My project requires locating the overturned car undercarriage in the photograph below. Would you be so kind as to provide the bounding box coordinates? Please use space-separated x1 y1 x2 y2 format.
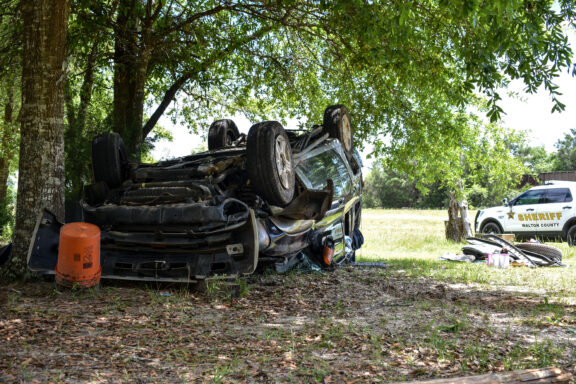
28 105 364 282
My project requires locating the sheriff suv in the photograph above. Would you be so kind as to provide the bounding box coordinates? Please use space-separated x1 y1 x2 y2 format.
475 181 576 245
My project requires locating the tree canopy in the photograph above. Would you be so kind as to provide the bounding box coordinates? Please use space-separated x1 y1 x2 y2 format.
63 0 576 153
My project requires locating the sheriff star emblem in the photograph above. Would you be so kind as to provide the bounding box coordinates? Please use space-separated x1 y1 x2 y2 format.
507 211 515 219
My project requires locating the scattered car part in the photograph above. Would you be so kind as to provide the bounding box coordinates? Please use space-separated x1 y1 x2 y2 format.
463 236 564 267
515 242 563 261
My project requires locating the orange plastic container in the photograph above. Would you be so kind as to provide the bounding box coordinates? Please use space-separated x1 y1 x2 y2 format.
55 222 101 288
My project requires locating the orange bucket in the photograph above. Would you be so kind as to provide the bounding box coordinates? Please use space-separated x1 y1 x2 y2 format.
55 222 101 288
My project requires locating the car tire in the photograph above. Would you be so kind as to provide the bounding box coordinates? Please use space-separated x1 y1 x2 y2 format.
92 133 128 188
480 221 503 234
85 181 109 206
208 119 240 150
323 104 353 156
247 121 295 207
65 200 84 223
515 243 562 261
567 225 576 246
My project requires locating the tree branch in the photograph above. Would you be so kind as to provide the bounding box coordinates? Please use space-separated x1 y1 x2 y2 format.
142 20 279 138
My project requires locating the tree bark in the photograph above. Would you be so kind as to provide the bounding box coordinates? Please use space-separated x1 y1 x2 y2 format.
0 82 17 236
113 0 154 159
5 0 69 279
64 41 98 199
0 84 15 207
458 197 473 237
445 192 463 242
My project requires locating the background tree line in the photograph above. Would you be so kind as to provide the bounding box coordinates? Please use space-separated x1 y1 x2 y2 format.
364 129 576 210
1 0 576 276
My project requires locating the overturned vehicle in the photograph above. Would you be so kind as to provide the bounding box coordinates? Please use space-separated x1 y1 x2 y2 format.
28 105 364 282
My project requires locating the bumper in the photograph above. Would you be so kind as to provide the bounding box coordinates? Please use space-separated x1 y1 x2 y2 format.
28 206 259 282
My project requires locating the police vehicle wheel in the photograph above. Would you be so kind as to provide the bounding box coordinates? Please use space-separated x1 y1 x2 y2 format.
323 105 353 157
92 133 128 188
208 119 240 150
247 121 295 207
516 243 562 261
567 225 576 247
480 221 502 234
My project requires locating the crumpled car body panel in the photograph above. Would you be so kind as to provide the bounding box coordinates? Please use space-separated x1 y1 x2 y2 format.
28 208 259 281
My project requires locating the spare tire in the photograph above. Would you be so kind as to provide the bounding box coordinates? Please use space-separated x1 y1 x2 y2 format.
208 119 240 150
247 121 295 207
323 105 353 156
515 243 562 261
92 133 128 188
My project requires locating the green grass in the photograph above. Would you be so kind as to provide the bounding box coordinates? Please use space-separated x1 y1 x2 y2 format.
357 208 576 297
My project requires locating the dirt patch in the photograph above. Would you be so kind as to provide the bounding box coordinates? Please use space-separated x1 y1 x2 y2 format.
1 268 575 383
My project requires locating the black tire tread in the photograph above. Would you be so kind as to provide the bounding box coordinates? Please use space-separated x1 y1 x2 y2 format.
92 133 127 188
515 243 563 261
480 221 503 234
208 119 240 150
247 121 294 207
323 104 353 155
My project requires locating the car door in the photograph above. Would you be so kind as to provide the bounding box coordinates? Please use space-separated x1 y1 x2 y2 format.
538 187 573 235
505 189 545 234
296 144 353 258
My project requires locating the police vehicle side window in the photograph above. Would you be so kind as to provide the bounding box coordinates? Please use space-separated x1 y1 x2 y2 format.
514 189 545 205
542 188 572 204
297 149 352 198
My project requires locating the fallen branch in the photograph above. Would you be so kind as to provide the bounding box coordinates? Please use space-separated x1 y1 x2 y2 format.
394 367 572 384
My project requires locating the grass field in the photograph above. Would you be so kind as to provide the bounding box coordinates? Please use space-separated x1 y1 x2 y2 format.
358 208 576 298
1 209 575 382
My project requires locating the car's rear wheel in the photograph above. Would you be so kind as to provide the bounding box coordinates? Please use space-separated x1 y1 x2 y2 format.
208 119 240 150
247 121 295 207
480 221 502 234
323 104 353 157
92 133 128 188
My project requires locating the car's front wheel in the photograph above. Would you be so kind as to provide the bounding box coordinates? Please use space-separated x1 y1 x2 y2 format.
480 221 503 235
566 225 576 246
247 121 295 207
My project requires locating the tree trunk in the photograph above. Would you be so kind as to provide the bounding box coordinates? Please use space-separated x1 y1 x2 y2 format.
4 0 69 279
458 197 473 238
113 1 153 159
0 83 16 209
0 83 16 237
445 192 464 242
445 188 474 242
64 42 98 199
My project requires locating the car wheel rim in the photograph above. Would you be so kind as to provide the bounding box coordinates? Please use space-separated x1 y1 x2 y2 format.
341 114 352 152
275 135 292 190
